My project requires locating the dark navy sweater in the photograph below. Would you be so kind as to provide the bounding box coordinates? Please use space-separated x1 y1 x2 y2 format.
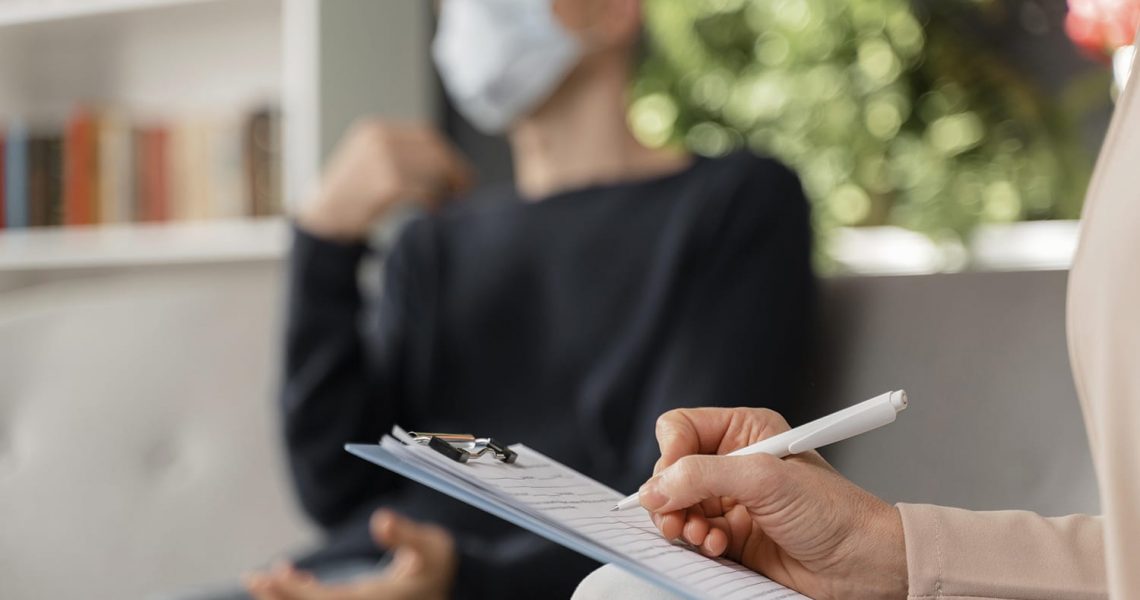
282 152 815 598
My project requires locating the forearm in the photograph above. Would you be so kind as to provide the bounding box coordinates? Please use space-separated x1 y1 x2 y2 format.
283 224 394 527
899 504 1106 600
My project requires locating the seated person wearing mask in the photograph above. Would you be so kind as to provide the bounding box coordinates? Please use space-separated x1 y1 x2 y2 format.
576 53 1140 600
245 0 813 598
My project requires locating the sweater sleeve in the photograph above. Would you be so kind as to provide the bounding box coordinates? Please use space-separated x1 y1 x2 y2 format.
898 503 1106 600
283 223 598 597
281 224 408 529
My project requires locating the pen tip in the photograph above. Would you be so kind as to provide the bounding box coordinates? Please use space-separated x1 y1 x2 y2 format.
609 506 619 511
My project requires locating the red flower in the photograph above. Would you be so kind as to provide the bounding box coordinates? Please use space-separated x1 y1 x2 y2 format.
1066 0 1140 61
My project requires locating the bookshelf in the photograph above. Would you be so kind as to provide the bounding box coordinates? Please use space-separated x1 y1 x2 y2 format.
0 0 225 27
0 217 287 271
0 0 434 271
0 1 1076 276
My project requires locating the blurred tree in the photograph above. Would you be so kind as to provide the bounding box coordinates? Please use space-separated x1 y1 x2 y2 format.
630 0 1097 249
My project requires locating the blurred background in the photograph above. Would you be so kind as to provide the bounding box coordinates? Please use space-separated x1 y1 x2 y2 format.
0 0 1124 273
0 0 1133 598
457 0 1122 272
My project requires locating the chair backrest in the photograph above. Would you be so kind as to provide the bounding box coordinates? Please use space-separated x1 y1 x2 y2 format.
812 270 1100 516
0 262 315 600
0 263 1099 600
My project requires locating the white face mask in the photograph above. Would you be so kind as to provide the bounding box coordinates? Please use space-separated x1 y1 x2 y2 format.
433 0 583 134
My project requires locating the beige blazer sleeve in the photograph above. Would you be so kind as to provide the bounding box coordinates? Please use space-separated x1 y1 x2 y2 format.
1065 36 1140 599
900 41 1139 600
897 504 1105 600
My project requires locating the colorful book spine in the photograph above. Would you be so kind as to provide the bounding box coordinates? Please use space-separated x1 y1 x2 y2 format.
138 127 170 222
132 127 146 221
0 132 6 229
4 121 27 229
28 136 53 227
244 108 282 217
63 111 97 226
27 135 64 227
44 137 64 226
169 121 212 221
98 113 133 224
0 107 281 231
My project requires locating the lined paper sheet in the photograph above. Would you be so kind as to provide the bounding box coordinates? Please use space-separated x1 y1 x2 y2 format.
346 431 810 600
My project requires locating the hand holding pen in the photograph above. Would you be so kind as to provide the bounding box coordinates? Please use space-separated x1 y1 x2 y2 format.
614 391 907 511
630 392 911 600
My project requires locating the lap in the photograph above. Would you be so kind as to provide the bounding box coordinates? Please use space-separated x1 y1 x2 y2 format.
155 559 382 600
571 564 687 600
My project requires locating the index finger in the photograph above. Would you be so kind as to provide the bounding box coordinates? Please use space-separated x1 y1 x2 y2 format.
654 407 792 472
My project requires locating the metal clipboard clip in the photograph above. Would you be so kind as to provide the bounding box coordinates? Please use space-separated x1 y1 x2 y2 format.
408 432 518 465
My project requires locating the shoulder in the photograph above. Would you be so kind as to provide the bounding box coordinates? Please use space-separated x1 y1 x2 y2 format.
408 183 523 244
703 151 803 194
696 151 809 227
387 184 516 267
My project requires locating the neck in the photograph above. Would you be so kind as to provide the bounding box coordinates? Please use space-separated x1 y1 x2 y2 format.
508 58 688 200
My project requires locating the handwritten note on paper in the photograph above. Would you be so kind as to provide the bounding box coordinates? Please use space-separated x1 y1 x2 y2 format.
358 433 810 600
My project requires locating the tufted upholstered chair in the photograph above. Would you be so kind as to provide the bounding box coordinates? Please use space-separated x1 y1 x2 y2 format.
0 262 315 599
0 262 1097 599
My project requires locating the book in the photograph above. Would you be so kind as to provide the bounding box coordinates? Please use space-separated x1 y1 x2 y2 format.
63 110 98 226
4 121 28 229
0 132 6 229
347 429 810 600
137 126 170 222
28 135 63 227
169 120 213 221
131 128 146 222
98 112 134 224
0 106 281 229
45 137 65 226
244 107 282 217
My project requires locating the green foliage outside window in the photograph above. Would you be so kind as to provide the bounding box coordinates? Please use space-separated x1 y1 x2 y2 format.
630 0 1096 249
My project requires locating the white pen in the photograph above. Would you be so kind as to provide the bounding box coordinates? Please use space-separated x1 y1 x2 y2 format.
612 390 909 511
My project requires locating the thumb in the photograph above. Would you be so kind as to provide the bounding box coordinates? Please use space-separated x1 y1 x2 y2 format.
370 510 453 576
371 508 448 549
639 453 789 514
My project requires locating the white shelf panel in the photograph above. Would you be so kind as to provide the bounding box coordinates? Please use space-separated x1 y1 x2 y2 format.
0 0 228 27
0 218 289 272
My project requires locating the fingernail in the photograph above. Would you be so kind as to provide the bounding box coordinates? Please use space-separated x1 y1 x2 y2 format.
639 481 668 511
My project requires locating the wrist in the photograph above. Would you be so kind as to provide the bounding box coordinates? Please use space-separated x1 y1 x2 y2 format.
829 500 908 600
295 196 376 243
865 504 909 599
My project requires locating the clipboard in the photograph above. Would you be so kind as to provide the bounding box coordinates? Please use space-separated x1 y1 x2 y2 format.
345 443 700 599
346 428 808 600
